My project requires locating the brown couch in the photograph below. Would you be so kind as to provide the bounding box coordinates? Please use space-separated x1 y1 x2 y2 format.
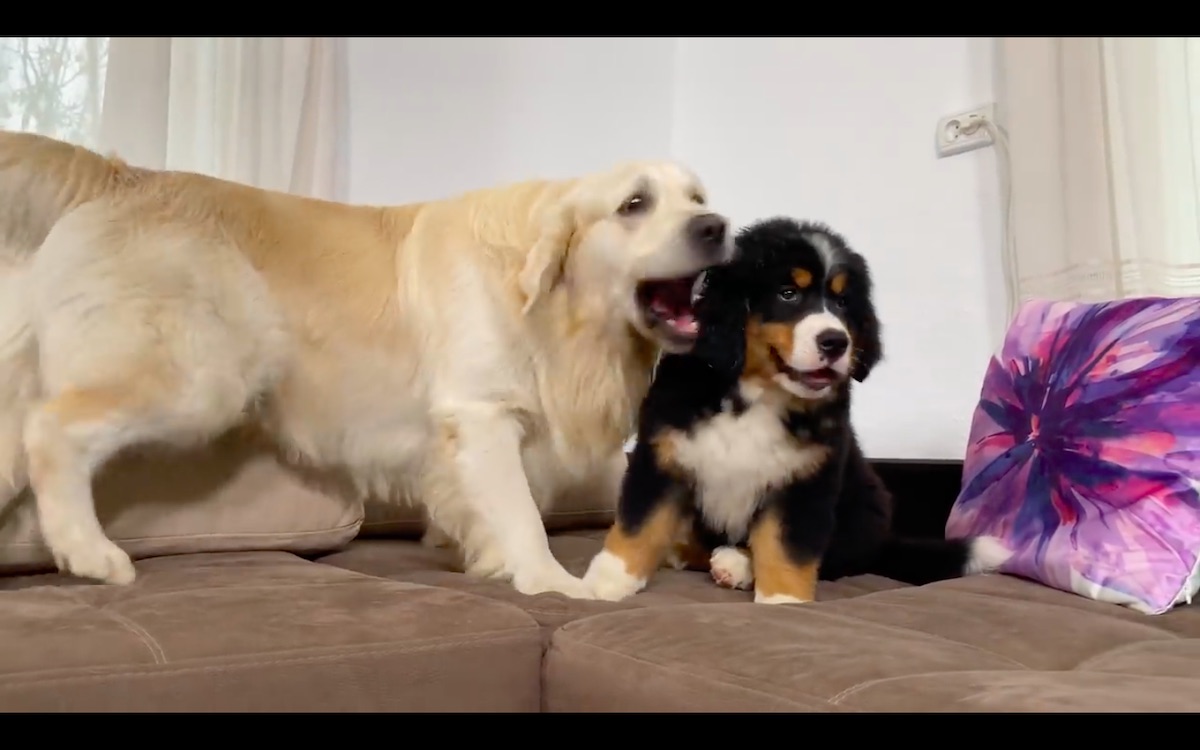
1 442 1198 712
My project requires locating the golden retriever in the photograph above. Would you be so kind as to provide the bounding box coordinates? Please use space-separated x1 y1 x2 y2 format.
0 130 733 599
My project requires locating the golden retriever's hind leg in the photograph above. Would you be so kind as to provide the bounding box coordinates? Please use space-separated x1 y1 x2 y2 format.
0 270 36 514
24 379 253 585
25 387 147 584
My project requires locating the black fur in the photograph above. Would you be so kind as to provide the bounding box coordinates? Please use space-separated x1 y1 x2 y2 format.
617 217 1000 595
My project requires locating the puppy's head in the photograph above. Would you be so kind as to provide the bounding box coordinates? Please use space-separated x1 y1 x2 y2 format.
693 217 882 401
518 160 734 353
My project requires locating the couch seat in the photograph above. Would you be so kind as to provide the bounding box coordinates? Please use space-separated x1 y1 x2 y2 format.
317 531 907 635
0 551 541 712
543 572 1200 712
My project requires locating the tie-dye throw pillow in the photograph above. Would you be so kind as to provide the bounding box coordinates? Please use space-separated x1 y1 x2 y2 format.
946 297 1200 615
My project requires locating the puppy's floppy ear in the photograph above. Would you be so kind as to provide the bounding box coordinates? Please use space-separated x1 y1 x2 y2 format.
689 264 750 383
519 189 579 315
849 256 883 382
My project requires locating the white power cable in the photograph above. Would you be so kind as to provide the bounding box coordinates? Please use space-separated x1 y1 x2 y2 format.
962 116 1019 322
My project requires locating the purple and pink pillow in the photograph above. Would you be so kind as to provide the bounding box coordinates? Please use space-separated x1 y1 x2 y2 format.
946 296 1200 615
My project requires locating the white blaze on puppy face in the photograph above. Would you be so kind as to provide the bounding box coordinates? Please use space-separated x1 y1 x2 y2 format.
803 230 840 269
784 312 852 375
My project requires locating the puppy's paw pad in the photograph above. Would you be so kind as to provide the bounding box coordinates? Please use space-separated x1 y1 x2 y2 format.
709 546 753 590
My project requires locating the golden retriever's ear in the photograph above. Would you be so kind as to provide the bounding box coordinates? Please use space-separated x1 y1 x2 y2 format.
518 191 579 315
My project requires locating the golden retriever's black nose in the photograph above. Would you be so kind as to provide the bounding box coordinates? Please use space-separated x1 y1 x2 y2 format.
688 213 728 252
816 329 850 360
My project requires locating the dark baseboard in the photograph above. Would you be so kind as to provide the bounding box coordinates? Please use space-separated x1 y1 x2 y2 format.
620 451 965 540
869 459 964 540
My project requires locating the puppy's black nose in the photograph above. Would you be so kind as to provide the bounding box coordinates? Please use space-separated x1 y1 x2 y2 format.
688 213 728 253
816 329 850 360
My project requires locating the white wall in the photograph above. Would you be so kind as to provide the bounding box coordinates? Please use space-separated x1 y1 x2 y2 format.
348 37 677 204
347 37 1006 461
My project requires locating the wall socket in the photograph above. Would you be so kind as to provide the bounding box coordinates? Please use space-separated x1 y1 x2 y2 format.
935 104 995 158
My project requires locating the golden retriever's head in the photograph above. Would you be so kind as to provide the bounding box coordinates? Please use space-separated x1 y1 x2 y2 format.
520 160 734 354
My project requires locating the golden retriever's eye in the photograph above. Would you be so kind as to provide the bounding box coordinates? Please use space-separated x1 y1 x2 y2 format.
690 193 706 205
618 192 651 216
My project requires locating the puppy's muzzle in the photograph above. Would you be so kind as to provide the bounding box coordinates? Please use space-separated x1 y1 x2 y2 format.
686 213 729 260
815 328 850 364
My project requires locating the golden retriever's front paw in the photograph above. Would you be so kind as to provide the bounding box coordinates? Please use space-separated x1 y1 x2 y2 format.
48 529 136 585
513 567 597 600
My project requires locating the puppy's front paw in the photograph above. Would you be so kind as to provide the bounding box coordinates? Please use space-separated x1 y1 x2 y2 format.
710 546 753 590
753 591 812 605
582 549 646 602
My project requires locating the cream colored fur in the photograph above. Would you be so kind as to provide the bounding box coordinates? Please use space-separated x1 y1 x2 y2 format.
0 130 731 598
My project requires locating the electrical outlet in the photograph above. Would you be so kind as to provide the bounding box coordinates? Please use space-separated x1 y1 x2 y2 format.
935 104 995 158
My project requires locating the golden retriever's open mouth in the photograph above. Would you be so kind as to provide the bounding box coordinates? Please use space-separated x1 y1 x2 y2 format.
635 272 707 346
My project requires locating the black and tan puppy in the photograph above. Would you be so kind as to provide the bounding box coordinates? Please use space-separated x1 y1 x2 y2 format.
582 217 1010 604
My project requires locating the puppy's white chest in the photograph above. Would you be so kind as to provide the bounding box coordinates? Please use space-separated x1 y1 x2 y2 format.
669 399 823 543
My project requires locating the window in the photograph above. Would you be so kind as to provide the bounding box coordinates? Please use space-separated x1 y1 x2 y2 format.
0 37 109 148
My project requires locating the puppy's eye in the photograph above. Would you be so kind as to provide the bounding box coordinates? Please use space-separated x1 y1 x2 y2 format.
778 286 800 302
690 193 706 205
618 193 651 216
828 295 847 309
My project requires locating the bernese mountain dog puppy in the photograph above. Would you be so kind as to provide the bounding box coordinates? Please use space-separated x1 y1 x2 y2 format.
583 217 1011 604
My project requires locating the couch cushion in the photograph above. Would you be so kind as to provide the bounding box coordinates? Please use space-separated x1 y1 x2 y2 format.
543 573 1200 712
318 533 907 635
0 431 363 575
0 551 542 711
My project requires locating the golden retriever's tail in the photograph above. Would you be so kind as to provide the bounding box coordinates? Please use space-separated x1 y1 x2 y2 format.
0 259 36 508
0 130 140 507
0 129 143 258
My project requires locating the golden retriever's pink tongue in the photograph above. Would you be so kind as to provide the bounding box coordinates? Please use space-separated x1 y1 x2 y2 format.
649 302 696 335
671 312 698 335
648 278 698 336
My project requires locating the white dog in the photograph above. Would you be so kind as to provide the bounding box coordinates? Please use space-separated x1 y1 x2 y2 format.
0 130 733 599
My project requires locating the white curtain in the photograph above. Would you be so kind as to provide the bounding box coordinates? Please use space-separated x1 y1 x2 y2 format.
997 37 1200 308
1 37 348 201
